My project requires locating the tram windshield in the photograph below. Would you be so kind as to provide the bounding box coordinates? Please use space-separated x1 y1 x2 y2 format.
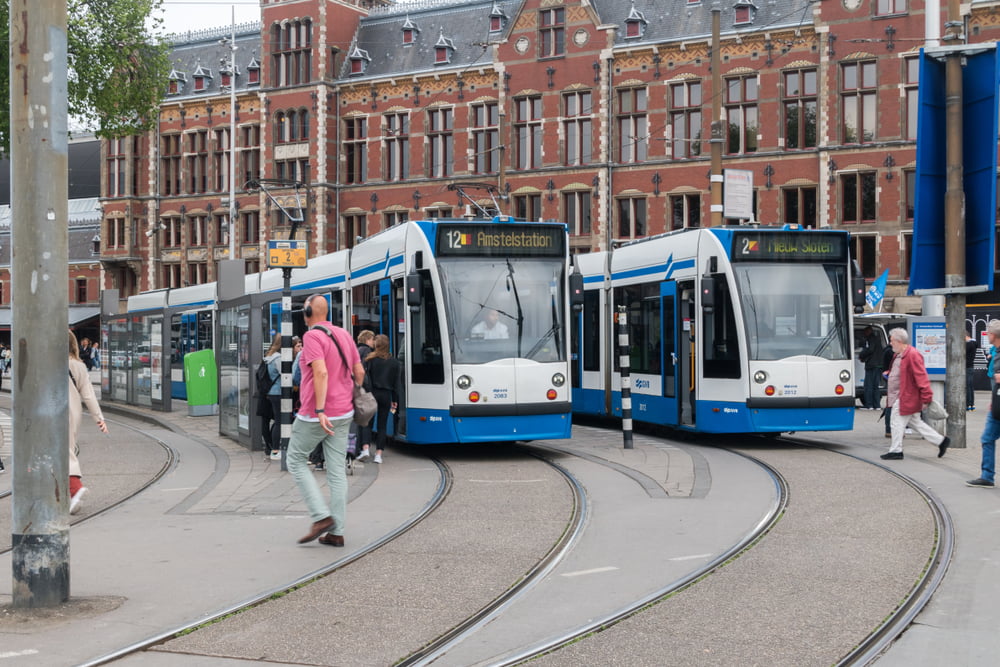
734 263 850 361
438 257 567 364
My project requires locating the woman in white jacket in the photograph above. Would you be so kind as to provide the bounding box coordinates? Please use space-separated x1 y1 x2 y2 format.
68 330 108 514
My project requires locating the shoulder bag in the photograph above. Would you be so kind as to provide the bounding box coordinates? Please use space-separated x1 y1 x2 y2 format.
310 325 377 427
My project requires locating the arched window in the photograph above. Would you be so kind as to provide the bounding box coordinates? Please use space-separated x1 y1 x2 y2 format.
298 109 309 140
274 111 286 143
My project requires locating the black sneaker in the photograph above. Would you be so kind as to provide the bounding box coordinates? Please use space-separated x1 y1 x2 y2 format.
966 478 995 488
880 452 904 460
938 436 951 458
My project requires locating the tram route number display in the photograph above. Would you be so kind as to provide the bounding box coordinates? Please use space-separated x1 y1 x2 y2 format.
437 224 565 257
267 239 308 268
731 231 847 262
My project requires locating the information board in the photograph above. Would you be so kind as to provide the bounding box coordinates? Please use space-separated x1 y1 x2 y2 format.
910 317 947 376
436 224 565 257
267 240 308 268
729 231 848 263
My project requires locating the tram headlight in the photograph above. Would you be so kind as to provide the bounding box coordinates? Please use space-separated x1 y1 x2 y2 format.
753 370 767 384
456 375 472 390
839 369 851 383
551 373 566 387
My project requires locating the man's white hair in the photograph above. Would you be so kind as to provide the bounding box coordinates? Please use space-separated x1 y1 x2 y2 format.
889 328 909 345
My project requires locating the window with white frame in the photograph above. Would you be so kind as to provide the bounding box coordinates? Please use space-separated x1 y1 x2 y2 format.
783 186 817 227
670 81 702 159
849 235 878 278
385 113 410 181
876 0 906 16
564 91 593 165
841 171 878 224
669 193 700 230
539 8 565 58
842 61 877 144
345 117 367 184
106 137 126 197
725 75 758 154
618 196 647 238
472 102 499 174
783 68 817 150
564 191 592 235
515 96 543 170
514 194 542 221
384 210 408 228
618 87 648 163
905 58 918 141
428 108 454 178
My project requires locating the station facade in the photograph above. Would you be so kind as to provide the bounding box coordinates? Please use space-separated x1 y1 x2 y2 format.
98 0 1000 313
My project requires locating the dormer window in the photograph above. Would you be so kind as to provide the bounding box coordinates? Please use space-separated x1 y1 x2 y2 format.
220 64 237 89
434 31 455 65
489 1 507 32
625 2 648 39
402 16 419 45
247 56 260 85
733 0 757 25
192 64 212 92
167 68 186 95
349 45 371 76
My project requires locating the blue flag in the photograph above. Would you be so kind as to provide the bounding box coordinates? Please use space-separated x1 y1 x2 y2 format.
865 269 889 309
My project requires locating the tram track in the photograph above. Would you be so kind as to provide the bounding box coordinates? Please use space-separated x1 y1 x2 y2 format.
778 434 955 666
397 449 588 667
478 445 789 667
0 414 174 553
77 455 453 667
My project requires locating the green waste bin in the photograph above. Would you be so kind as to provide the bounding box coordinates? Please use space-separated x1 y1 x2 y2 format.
183 349 218 416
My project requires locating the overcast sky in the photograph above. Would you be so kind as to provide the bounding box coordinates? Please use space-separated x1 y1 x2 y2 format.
157 0 261 37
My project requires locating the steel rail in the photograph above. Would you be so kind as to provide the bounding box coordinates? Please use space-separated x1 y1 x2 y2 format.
76 457 452 667
0 415 174 547
779 436 954 666
398 448 589 667
488 447 789 667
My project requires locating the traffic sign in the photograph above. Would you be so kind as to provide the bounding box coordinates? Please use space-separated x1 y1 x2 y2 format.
267 240 308 268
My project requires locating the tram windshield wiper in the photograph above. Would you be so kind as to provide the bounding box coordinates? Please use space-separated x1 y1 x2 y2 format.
506 259 525 357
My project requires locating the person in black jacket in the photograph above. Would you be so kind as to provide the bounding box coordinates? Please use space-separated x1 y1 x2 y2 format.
354 330 375 461
966 331 979 410
881 340 896 437
857 327 884 410
362 334 400 464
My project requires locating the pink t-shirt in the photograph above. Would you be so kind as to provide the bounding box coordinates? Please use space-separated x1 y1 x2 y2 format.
297 323 360 420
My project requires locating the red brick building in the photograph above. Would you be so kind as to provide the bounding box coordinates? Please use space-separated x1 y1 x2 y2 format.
99 0 1000 313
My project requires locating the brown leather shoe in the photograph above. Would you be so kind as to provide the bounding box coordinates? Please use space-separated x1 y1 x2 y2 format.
298 516 334 544
318 533 344 547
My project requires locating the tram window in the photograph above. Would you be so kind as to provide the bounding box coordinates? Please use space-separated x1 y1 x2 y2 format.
702 274 741 379
582 291 600 372
409 269 444 384
613 283 661 375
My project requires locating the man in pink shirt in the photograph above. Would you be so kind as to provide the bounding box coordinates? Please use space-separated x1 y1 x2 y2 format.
290 293 364 546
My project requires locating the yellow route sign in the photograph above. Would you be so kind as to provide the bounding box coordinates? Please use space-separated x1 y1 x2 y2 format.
267 240 308 268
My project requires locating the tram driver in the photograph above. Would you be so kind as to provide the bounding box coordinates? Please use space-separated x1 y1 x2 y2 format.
471 309 510 340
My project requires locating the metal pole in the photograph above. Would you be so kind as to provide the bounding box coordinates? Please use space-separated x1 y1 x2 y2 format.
943 0 966 446
10 0 71 607
709 5 723 228
617 305 633 449
228 6 238 261
280 268 292 471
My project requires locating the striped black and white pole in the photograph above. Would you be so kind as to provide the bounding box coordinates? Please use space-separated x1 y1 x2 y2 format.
618 304 633 449
280 268 293 472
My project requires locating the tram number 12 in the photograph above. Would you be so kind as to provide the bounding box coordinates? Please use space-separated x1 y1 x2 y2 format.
447 230 471 249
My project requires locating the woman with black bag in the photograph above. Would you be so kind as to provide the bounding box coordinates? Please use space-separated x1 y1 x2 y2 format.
259 333 283 460
362 334 399 464
354 330 375 461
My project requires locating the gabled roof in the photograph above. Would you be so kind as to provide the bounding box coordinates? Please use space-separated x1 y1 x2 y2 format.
163 22 261 99
591 0 813 47
349 0 521 80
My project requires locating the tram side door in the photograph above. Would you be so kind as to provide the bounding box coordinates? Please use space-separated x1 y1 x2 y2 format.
660 281 679 424
677 280 696 427
377 277 406 436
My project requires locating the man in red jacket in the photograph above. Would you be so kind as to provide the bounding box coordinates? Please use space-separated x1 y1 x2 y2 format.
882 327 950 460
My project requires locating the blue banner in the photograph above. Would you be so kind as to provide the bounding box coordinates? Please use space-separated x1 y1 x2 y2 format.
911 46 999 293
866 269 889 308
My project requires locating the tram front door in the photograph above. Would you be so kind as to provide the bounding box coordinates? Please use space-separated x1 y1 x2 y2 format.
677 280 696 427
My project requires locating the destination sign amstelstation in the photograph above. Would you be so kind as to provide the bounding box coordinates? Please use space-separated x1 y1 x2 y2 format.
436 224 565 257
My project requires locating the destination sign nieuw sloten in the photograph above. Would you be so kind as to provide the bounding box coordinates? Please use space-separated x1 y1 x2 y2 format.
730 231 847 263
436 224 565 257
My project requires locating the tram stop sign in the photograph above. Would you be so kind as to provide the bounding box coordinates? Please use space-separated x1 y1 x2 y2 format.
910 45 1000 294
267 239 308 269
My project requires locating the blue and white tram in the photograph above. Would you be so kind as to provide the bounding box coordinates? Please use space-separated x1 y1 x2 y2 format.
349 217 575 444
572 226 863 434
